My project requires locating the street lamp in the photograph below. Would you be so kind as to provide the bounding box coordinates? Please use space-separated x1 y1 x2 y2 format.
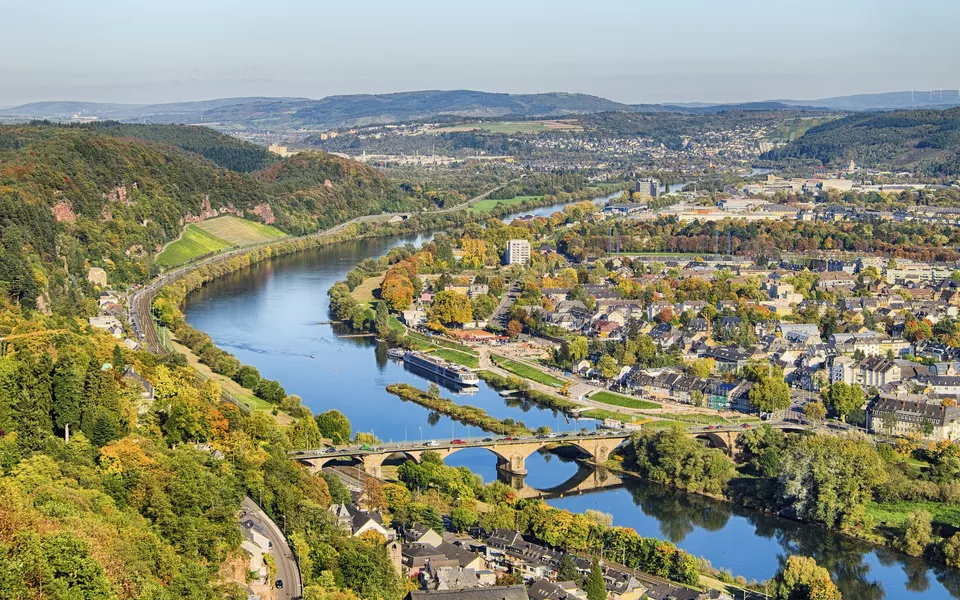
418 425 423 445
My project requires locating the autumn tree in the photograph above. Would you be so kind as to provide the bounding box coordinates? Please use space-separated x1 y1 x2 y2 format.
772 555 842 600
429 290 473 325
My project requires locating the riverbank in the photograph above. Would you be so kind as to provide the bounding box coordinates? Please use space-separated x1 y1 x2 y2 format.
386 383 531 436
603 440 960 571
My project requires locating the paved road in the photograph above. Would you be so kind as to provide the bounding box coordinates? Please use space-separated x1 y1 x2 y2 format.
240 497 302 600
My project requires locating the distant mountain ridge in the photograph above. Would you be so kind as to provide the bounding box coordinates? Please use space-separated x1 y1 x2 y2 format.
3 89 959 131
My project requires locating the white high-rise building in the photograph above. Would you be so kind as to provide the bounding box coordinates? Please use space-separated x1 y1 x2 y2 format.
504 239 531 265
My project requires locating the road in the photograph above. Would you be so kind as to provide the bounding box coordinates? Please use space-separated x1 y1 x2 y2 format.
289 430 631 459
489 280 519 328
240 497 302 600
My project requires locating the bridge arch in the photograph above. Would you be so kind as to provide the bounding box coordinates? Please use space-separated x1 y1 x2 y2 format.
694 432 731 452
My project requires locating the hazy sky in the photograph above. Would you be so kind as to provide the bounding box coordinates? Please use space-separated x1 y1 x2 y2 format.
3 0 958 106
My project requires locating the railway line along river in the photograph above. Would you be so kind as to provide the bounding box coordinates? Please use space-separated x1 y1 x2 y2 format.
183 194 960 599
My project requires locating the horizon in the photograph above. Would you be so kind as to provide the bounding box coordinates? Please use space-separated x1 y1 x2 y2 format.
4 86 960 111
3 0 958 107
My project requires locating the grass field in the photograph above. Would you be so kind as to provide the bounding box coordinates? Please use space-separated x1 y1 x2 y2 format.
581 409 637 423
867 500 960 530
157 225 233 267
773 116 837 142
157 216 287 267
470 195 542 214
351 276 381 308
196 215 286 245
589 391 660 410
492 356 564 388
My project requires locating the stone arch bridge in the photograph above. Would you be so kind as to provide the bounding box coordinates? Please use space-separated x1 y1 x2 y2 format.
292 433 632 480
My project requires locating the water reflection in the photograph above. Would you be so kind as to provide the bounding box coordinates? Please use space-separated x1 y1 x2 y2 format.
552 477 960 599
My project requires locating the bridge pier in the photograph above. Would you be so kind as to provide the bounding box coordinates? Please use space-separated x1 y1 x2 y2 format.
497 465 528 490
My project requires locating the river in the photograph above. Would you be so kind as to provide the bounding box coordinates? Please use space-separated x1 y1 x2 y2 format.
183 195 959 599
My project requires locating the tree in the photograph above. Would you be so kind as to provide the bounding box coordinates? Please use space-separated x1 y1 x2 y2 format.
316 410 352 444
803 401 827 424
363 478 388 512
778 433 887 529
558 553 580 582
235 365 261 389
772 555 842 600
506 319 523 337
685 358 715 379
91 410 120 447
427 383 441 399
749 375 791 414
429 290 473 325
585 556 607 600
375 301 390 335
897 510 933 556
596 355 619 379
111 345 125 371
255 379 286 403
824 382 864 422
450 507 479 532
941 533 960 567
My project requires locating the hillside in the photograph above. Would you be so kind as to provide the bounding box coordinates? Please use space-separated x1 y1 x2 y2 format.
0 123 420 310
5 90 960 134
82 122 279 172
762 107 960 175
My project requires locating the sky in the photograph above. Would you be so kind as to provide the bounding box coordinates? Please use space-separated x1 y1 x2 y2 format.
3 0 959 107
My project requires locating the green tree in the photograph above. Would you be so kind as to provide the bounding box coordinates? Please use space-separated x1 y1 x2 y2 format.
450 507 479 532
375 301 390 335
235 365 261 389
772 555 842 600
749 374 791 414
112 345 126 371
778 433 887 529
91 410 120 447
558 553 580 582
941 532 960 568
824 382 864 422
254 379 286 403
897 510 932 557
596 355 619 379
316 410 352 444
585 556 607 600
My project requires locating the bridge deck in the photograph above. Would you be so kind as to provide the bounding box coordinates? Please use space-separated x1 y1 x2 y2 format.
289 431 630 460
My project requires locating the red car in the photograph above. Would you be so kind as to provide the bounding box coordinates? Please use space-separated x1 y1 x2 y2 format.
451 439 466 445
742 423 752 429
503 436 515 441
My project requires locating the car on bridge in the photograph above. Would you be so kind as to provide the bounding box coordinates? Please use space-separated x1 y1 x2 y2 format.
425 440 439 446
451 439 466 445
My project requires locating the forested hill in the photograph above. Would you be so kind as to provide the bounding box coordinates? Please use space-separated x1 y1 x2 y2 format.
762 107 960 175
0 123 422 311
82 121 280 172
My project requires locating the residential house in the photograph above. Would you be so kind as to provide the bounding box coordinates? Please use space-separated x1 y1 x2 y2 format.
405 586 528 600
868 398 960 440
404 523 445 547
854 356 901 388
703 346 750 373
528 579 582 600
